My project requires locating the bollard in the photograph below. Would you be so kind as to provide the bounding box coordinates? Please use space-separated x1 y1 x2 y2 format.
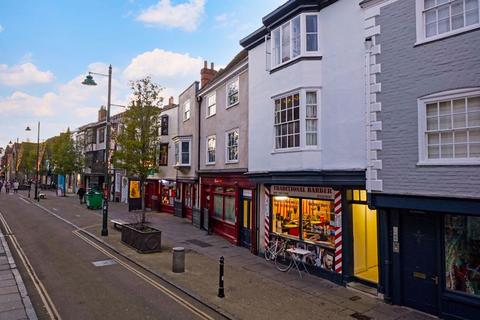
218 256 225 298
172 247 185 273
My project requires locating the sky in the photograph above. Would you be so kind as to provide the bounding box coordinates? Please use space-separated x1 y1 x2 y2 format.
0 0 285 148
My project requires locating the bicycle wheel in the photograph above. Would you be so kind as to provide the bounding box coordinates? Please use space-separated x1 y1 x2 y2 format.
275 250 292 272
264 246 273 261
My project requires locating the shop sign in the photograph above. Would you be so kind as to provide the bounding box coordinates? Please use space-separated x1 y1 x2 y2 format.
129 180 140 199
271 185 335 200
243 189 252 197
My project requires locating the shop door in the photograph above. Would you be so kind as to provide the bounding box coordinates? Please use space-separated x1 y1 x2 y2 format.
353 204 379 284
240 197 252 249
401 211 439 315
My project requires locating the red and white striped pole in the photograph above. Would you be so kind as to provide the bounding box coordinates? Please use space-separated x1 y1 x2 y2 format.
264 186 271 250
334 191 343 274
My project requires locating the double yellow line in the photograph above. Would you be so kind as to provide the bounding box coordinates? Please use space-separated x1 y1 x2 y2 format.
0 211 61 320
72 230 215 320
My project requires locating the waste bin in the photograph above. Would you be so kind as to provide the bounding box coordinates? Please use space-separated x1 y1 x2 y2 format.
86 190 103 210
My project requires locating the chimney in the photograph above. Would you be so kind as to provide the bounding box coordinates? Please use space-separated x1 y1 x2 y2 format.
200 60 217 88
98 106 107 122
168 96 174 106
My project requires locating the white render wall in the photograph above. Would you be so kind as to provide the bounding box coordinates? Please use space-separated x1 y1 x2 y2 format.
248 0 366 173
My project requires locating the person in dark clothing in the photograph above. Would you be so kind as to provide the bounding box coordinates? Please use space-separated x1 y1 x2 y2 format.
77 186 86 204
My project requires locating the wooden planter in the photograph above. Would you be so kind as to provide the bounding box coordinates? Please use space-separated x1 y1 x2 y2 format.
120 224 162 253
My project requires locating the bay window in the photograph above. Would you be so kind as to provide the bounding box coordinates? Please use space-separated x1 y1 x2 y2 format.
174 138 191 166
270 13 320 69
306 91 318 146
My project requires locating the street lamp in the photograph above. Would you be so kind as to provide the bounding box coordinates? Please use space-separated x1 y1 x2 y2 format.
25 123 40 201
82 65 112 237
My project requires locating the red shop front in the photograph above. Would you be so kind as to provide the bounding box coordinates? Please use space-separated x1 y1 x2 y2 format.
159 179 176 214
200 173 256 252
145 179 160 211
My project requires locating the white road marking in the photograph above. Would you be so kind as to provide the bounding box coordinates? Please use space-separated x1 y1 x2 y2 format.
20 198 30 204
52 208 58 211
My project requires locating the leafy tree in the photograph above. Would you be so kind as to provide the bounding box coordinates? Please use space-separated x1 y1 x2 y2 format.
18 142 36 182
113 77 163 225
50 128 83 195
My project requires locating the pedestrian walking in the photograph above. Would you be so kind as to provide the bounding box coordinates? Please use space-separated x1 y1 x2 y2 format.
13 180 19 194
77 185 86 204
5 181 10 194
0 180 3 194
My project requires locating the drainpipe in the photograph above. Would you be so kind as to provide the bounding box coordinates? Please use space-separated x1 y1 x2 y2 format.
196 94 203 208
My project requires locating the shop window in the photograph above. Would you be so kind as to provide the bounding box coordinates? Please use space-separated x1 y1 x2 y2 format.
272 197 300 239
302 199 335 245
161 181 176 205
445 214 480 297
184 184 196 208
213 186 236 224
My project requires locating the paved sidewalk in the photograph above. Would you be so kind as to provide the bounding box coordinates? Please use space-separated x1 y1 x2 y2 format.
40 191 435 320
0 229 37 320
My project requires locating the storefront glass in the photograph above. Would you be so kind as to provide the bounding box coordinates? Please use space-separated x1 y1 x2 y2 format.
224 196 235 223
445 215 480 297
212 186 236 224
161 181 176 206
272 197 300 239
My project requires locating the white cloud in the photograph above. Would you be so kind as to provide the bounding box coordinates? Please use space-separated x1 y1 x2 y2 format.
0 91 56 117
0 25 3 33
136 0 205 32
123 48 203 99
0 63 54 86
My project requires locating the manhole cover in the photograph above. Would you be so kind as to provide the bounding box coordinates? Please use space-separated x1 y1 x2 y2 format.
349 296 362 301
92 259 117 267
350 312 371 320
185 239 212 248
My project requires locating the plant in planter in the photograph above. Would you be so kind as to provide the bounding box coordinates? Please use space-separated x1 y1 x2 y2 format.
113 77 164 253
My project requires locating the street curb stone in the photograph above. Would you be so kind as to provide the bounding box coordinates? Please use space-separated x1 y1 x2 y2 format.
0 233 37 320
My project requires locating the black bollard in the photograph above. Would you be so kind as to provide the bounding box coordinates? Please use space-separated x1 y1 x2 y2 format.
218 256 225 298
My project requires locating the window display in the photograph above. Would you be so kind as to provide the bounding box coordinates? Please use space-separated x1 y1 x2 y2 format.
272 196 335 248
213 186 236 224
445 215 480 297
161 181 176 206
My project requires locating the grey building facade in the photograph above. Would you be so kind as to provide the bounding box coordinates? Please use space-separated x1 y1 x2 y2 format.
362 0 480 318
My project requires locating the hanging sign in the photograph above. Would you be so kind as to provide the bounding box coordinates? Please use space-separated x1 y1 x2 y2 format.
271 185 335 200
129 180 140 199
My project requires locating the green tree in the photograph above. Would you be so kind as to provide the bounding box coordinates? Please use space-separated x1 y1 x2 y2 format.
50 128 83 195
18 142 36 181
113 77 163 224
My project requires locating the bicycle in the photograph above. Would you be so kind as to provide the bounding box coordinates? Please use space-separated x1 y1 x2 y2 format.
264 237 288 261
275 245 294 272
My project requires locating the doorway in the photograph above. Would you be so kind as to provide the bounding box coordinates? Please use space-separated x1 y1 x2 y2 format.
353 203 379 284
401 211 439 315
240 196 253 249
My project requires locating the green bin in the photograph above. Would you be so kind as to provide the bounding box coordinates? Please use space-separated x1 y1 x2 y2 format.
86 190 103 210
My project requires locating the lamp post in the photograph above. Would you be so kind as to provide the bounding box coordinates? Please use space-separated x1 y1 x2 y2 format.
82 65 112 237
25 123 40 201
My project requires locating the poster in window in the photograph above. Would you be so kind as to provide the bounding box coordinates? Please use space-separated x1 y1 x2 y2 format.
129 180 140 199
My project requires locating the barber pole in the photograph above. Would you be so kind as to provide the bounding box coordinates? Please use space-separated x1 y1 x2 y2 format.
264 186 271 249
334 191 343 273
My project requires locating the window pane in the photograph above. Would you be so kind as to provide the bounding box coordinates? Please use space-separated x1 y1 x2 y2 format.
468 112 480 127
427 103 438 116
438 5 451 34
466 5 480 25
470 143 480 157
306 133 317 146
470 129 480 142
424 0 435 9
441 132 453 144
445 215 480 298
455 130 468 143
439 115 452 130
453 99 466 113
306 15 318 32
306 34 318 52
428 145 440 158
426 22 437 37
282 23 290 62
453 114 466 128
306 91 317 104
273 29 280 65
292 17 301 58
455 143 468 158
439 101 451 115
469 97 480 112
441 144 453 158
272 197 300 239
214 195 223 219
224 196 236 223
428 133 440 145
293 94 300 106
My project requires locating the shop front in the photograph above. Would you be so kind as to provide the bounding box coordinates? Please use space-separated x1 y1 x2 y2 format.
266 185 343 282
145 179 160 210
200 173 256 250
159 179 176 214
174 179 198 220
371 194 480 319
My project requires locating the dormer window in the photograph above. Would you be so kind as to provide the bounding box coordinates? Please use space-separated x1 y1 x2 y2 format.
270 13 320 69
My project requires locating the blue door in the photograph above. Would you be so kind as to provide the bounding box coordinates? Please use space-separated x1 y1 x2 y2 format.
401 211 439 315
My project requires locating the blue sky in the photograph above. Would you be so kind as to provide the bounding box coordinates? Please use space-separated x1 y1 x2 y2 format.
0 0 284 147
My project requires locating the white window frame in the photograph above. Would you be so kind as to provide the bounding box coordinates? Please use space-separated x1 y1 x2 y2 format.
417 87 480 165
270 13 321 70
415 0 480 45
272 88 321 152
225 128 239 164
206 93 216 118
206 135 216 165
174 138 192 166
183 100 191 121
226 77 240 108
